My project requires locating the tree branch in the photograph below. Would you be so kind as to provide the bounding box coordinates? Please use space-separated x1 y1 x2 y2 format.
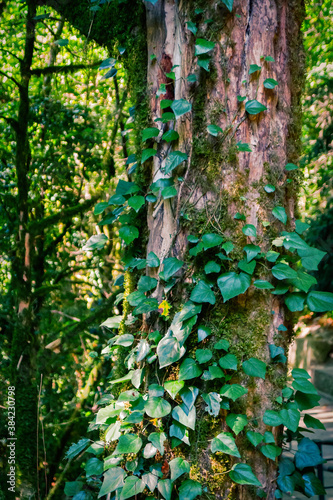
28 197 97 233
30 60 102 77
0 69 21 89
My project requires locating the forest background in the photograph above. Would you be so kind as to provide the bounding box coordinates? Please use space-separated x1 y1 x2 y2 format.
0 0 332 499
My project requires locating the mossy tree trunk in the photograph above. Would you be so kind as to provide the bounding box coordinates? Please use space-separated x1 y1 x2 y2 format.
144 0 304 498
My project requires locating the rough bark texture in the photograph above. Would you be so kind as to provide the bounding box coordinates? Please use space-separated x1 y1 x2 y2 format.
144 0 304 498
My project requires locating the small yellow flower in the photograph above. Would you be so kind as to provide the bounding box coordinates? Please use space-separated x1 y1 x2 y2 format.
158 299 171 317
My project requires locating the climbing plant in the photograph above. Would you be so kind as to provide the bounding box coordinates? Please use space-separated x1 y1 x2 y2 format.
63 0 332 499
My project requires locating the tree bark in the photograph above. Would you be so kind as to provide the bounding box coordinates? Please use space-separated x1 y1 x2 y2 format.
144 0 304 498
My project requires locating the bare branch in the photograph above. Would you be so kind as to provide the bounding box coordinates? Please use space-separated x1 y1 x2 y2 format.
30 60 102 77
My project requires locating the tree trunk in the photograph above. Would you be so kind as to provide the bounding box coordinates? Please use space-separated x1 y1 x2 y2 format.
143 0 304 498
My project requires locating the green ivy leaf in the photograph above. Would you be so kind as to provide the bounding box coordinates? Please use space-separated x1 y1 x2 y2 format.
288 270 317 293
237 141 252 152
128 195 145 212
285 293 305 312
83 234 108 251
271 263 297 280
161 185 177 199
198 324 211 341
162 257 184 280
169 457 190 481
157 336 182 369
220 0 233 12
179 358 202 380
157 479 172 500
295 438 324 470
242 358 266 379
219 353 238 370
272 206 287 224
164 380 184 399
162 130 179 142
261 444 282 460
292 378 318 395
285 162 298 171
226 413 248 435
264 184 276 193
133 298 159 315
279 408 300 432
245 100 267 115
179 479 202 500
171 99 192 119
212 341 229 354
211 432 240 457
114 434 142 455
304 414 326 430
190 280 215 304
202 233 223 249
186 21 197 35
147 251 160 267
65 438 90 460
238 259 256 275
195 38 215 56
141 148 157 163
217 272 251 301
229 463 261 486
195 349 213 364
119 225 139 245
303 472 326 497
180 386 199 412
295 220 310 234
163 151 188 174
242 224 257 237
253 280 274 290
249 64 261 74
172 405 196 430
264 78 278 89
98 467 126 498
246 431 263 447
145 397 172 418
204 261 221 274
307 291 333 312
207 124 223 136
120 476 145 500
220 384 248 401
137 275 157 292
263 410 283 427
202 392 221 416
142 127 159 142
169 421 190 445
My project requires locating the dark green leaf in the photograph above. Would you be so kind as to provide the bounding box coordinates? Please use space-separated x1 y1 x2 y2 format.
285 163 298 171
169 457 190 481
202 233 223 249
142 127 159 142
220 0 233 11
202 392 221 416
271 263 297 280
141 148 157 163
264 78 278 89
229 463 261 486
137 275 157 292
217 272 251 301
307 291 333 312
172 405 196 430
292 378 317 395
207 124 223 136
295 438 324 470
238 259 256 275
242 358 266 379
249 64 261 75
171 99 192 119
303 472 326 497
145 397 172 418
120 476 145 500
211 432 240 457
147 251 160 267
237 142 252 152
162 130 179 142
272 206 287 224
190 280 215 304
226 413 248 435
253 280 274 290
279 408 300 432
179 479 202 500
98 467 125 498
83 234 108 251
65 438 90 460
164 380 184 399
220 384 248 401
285 293 305 312
161 185 177 199
164 151 188 174
219 353 238 370
179 359 202 380
261 444 282 460
263 410 283 427
246 431 263 447
114 434 142 455
198 324 211 341
195 38 215 56
304 414 325 430
157 336 182 368
158 479 172 500
119 225 139 245
245 100 267 115
264 184 276 193
204 261 221 274
133 298 159 315
163 257 184 280
242 224 257 237
195 349 213 364
186 21 197 35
